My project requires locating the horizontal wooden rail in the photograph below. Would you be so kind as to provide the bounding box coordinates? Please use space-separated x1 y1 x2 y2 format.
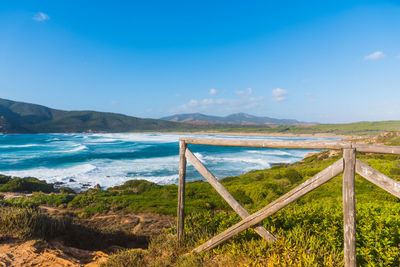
180 138 400 155
353 144 400 155
180 138 351 150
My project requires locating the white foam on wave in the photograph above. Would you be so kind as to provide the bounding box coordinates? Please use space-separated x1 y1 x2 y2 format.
86 156 180 188
89 133 181 143
246 150 292 156
193 152 205 163
49 144 88 153
2 163 97 183
202 154 272 168
0 144 43 148
2 155 180 189
64 145 88 153
87 138 119 143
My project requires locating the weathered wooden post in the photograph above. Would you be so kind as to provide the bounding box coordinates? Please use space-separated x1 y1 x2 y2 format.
177 140 187 245
343 148 356 267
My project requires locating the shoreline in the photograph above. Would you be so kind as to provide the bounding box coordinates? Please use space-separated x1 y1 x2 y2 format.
1 131 357 140
139 131 354 140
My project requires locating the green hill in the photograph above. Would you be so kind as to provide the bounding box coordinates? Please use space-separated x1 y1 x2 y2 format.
0 98 200 133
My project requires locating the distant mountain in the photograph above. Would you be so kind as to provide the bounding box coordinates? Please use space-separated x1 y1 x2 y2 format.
161 112 301 125
0 98 190 133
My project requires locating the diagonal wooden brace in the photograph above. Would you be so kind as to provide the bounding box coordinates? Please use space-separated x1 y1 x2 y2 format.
185 148 276 242
356 159 400 198
192 158 344 253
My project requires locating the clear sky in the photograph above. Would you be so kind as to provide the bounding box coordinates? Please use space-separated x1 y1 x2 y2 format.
1 0 400 123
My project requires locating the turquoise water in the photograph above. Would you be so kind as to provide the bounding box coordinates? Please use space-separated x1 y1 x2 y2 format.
0 133 334 190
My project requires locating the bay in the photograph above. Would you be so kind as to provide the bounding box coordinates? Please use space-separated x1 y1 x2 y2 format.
0 133 335 190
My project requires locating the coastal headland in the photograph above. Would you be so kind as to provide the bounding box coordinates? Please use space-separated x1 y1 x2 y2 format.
1 131 400 265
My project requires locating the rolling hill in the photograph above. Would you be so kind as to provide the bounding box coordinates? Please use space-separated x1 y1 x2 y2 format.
0 98 191 133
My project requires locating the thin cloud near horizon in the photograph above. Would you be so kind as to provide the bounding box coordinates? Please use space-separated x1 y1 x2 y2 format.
33 12 50 22
364 51 385 60
272 88 288 102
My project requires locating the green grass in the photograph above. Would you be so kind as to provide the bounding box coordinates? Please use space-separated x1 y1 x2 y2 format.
200 121 400 136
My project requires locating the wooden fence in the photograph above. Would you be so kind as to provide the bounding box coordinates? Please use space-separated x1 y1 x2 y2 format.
177 137 400 267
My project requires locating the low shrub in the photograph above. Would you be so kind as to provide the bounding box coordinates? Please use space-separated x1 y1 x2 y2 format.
0 175 11 184
0 205 71 240
284 168 303 183
111 180 162 193
0 177 55 193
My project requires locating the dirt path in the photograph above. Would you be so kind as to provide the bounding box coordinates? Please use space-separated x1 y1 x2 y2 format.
132 214 144 235
0 240 107 267
0 208 174 266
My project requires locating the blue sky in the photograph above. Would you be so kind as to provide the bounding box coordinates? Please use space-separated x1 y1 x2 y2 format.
1 0 400 123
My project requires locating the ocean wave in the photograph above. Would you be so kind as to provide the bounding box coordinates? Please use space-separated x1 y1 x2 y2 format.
2 163 97 182
193 152 205 163
202 155 272 168
246 150 292 156
87 138 119 143
66 145 88 153
51 144 88 153
0 144 42 148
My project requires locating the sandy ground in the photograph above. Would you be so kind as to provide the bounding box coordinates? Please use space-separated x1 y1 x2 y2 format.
0 208 174 267
141 131 354 139
0 239 107 267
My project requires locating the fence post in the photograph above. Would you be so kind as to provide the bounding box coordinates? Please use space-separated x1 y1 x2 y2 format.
343 148 356 267
177 140 187 245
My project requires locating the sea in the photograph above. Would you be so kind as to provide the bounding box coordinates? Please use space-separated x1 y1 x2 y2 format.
0 133 336 190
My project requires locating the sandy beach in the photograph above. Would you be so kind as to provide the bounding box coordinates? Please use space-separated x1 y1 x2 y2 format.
141 131 354 140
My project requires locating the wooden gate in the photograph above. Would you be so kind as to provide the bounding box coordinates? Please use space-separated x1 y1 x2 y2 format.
177 137 400 267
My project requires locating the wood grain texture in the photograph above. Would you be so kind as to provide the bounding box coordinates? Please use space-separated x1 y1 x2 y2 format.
356 159 400 198
177 140 187 244
343 149 356 267
185 148 276 242
181 138 400 154
353 143 400 155
181 138 351 150
193 158 344 253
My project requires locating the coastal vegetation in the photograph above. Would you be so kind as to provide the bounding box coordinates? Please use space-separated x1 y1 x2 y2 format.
0 175 74 194
1 132 400 265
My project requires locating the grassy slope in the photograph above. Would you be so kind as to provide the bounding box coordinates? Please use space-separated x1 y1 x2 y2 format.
0 97 262 133
204 120 400 136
